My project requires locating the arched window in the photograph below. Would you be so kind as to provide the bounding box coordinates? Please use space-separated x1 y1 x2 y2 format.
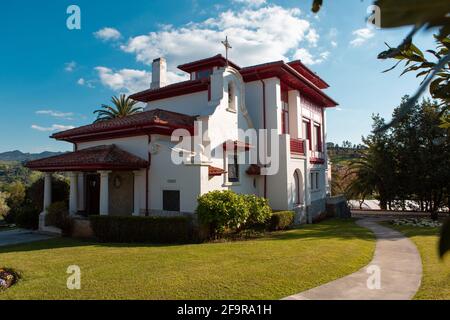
227 82 236 111
294 170 301 205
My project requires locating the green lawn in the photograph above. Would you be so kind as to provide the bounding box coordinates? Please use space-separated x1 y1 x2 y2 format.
0 219 375 300
388 224 450 300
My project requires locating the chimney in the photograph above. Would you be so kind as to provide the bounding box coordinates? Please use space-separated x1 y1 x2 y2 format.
151 57 167 89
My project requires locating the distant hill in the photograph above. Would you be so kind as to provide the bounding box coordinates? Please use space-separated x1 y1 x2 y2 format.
0 150 64 162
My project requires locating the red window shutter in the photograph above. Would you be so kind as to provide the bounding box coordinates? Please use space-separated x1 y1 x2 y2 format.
317 125 322 152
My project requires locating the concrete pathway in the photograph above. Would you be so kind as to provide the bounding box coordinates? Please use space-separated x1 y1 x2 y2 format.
284 219 423 300
0 229 56 247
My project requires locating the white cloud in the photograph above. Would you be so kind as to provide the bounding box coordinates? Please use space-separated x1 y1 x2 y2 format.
77 78 95 88
232 0 266 7
95 67 150 93
31 124 75 132
350 28 374 47
331 41 338 48
64 61 76 72
94 27 122 41
305 29 319 47
293 48 329 65
120 5 315 68
36 110 74 119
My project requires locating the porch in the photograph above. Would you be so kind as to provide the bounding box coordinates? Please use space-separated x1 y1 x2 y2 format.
25 145 149 231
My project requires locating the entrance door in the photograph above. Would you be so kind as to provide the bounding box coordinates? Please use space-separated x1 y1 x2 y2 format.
86 174 100 215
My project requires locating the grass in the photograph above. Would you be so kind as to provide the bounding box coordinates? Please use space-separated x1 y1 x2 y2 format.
387 224 450 300
0 219 374 300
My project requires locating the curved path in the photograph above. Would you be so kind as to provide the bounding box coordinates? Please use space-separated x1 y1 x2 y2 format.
284 219 422 300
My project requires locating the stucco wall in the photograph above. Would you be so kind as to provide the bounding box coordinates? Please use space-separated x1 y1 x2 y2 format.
77 136 149 160
109 171 134 216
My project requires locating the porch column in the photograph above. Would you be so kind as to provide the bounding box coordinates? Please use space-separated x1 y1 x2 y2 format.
69 172 78 215
40 172 52 230
99 171 111 216
133 170 144 216
77 173 86 212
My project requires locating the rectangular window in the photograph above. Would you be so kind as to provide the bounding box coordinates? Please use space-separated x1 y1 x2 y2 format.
281 90 289 134
163 190 180 212
196 69 212 80
310 172 314 190
303 120 312 150
314 124 322 152
228 154 240 183
315 172 320 190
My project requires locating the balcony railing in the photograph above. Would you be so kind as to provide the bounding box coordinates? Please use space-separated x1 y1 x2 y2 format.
290 138 305 155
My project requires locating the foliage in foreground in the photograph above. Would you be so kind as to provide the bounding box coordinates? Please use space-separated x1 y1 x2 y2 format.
196 191 273 237
343 98 449 218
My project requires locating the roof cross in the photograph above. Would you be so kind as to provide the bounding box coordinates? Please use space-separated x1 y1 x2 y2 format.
221 36 232 66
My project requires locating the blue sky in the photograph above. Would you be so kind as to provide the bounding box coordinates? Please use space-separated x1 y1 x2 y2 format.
0 0 437 153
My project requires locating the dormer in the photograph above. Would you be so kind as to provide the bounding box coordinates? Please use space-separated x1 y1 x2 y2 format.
178 54 241 80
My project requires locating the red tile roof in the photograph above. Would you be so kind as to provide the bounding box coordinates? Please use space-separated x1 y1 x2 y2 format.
208 166 226 176
130 79 210 102
25 145 149 172
52 109 196 143
178 54 241 73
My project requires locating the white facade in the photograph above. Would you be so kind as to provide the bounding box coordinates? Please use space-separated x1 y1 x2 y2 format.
35 57 333 228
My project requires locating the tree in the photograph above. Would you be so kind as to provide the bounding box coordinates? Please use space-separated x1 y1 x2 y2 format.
93 94 142 123
0 192 9 220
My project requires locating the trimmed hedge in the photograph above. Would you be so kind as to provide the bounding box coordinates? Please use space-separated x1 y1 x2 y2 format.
46 202 74 236
89 215 193 243
268 211 295 231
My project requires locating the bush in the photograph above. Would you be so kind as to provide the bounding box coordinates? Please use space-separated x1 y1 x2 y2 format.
243 194 272 228
15 203 40 230
197 190 250 237
90 215 193 243
46 201 73 236
26 176 69 213
268 211 295 231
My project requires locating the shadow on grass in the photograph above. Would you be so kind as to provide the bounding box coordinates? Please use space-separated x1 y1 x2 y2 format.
0 219 375 255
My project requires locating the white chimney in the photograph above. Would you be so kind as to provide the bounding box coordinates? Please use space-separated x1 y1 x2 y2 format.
151 57 167 89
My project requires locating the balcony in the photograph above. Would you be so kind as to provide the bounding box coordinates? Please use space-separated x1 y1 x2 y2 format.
290 138 305 156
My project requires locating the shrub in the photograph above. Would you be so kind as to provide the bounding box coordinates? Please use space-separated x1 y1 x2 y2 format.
46 201 73 236
196 190 250 237
243 194 272 228
26 176 69 213
268 211 295 231
15 203 40 230
89 215 193 243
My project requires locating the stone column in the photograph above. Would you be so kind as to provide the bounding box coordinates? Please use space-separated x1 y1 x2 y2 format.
69 172 78 215
133 170 144 216
77 173 85 212
99 171 111 216
40 172 52 230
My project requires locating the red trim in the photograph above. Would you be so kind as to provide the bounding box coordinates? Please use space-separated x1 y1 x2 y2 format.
178 54 241 73
290 138 305 155
287 60 329 89
240 61 338 108
130 79 210 102
310 158 325 164
308 121 312 151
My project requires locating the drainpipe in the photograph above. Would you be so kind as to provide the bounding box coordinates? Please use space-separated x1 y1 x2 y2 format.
257 74 268 199
146 135 151 216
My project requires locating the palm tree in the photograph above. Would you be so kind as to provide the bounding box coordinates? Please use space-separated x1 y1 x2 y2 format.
93 94 142 123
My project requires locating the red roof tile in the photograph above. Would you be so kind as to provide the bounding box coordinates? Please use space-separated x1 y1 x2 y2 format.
208 166 226 176
25 145 149 172
52 109 196 143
